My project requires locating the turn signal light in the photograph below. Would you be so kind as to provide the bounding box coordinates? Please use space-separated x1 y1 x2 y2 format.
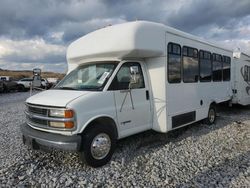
64 121 74 129
65 110 74 118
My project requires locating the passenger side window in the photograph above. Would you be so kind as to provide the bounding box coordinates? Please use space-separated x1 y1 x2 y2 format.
212 53 223 81
108 62 145 90
182 46 199 83
199 50 212 82
168 43 181 83
223 56 231 81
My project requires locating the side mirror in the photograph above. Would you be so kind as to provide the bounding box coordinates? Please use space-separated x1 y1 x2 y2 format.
129 66 139 89
130 66 139 75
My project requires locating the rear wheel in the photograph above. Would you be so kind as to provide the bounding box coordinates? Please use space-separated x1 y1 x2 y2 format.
204 105 216 125
80 124 116 168
18 84 25 92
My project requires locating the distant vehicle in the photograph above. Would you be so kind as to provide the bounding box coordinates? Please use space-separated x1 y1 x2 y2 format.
41 78 51 89
17 78 33 91
0 76 18 92
0 80 4 93
47 77 59 84
17 77 51 91
0 76 12 81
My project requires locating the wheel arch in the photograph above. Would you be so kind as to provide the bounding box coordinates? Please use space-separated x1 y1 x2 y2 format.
80 115 119 139
18 83 25 88
210 101 217 107
3 83 8 92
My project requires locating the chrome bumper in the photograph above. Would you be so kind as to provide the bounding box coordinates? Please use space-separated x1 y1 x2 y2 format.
21 123 81 151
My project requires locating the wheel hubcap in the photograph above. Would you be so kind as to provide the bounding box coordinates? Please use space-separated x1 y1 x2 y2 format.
209 109 215 123
91 133 111 160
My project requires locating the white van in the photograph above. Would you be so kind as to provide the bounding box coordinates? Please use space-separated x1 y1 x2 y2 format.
21 21 250 167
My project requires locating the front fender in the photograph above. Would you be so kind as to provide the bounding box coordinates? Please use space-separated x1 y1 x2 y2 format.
67 91 118 136
79 114 119 136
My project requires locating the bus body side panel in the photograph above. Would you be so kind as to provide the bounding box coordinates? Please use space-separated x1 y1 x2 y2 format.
146 57 167 133
165 32 232 130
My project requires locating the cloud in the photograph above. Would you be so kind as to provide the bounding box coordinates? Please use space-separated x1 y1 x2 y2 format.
61 17 127 43
0 0 183 43
0 0 249 72
0 37 66 72
167 0 250 31
221 39 250 53
0 0 103 41
0 61 67 73
0 0 249 42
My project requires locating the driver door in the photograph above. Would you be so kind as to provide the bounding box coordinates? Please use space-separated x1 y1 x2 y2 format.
108 62 151 137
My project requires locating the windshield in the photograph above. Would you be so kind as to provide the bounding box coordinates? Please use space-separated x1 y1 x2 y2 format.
55 61 118 91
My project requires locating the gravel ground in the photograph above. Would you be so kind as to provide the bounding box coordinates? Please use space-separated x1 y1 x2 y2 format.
0 92 249 187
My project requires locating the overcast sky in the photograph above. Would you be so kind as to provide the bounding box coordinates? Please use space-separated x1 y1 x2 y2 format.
0 0 249 73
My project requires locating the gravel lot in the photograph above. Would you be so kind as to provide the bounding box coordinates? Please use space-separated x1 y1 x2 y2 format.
0 92 249 187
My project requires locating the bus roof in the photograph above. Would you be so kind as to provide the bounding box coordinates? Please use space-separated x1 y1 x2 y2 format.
66 21 236 65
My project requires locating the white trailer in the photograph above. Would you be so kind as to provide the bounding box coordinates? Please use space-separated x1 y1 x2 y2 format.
232 53 250 105
21 21 250 167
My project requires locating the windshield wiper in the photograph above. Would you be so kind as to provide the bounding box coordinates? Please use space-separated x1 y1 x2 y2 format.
56 86 77 90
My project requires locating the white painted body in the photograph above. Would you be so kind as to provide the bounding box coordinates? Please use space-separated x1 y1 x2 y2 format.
17 78 32 88
25 21 250 139
232 53 250 105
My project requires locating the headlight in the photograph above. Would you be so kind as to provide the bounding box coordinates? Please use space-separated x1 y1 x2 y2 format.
49 109 75 129
49 109 74 118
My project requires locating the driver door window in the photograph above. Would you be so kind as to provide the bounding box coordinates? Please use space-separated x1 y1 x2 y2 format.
109 62 145 90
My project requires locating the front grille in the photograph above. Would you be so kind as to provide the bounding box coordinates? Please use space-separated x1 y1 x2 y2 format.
25 104 75 131
28 106 48 116
26 104 49 128
27 116 48 126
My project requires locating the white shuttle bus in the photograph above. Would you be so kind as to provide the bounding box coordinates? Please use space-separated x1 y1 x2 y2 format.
21 21 250 167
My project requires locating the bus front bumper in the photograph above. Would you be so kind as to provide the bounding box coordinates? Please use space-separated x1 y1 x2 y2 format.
20 123 82 151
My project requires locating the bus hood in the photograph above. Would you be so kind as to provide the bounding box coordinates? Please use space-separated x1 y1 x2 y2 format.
26 89 91 107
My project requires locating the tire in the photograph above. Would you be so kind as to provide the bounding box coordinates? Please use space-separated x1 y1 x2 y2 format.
204 105 216 125
80 124 116 168
3 85 9 93
18 85 25 92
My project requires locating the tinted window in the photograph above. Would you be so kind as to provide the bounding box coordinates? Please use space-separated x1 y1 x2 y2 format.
183 47 199 83
109 62 145 90
199 50 212 82
212 53 223 81
223 56 231 81
22 78 33 81
168 43 181 83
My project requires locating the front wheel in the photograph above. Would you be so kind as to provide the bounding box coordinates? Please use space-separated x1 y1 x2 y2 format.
80 124 116 168
204 105 216 125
